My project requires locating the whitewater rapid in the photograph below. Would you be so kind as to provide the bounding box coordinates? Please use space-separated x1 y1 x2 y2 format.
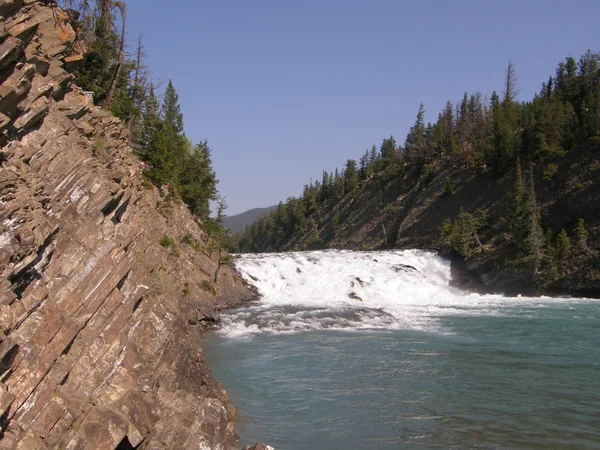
218 249 587 338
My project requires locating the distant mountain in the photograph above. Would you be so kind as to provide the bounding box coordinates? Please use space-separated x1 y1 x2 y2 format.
224 205 278 234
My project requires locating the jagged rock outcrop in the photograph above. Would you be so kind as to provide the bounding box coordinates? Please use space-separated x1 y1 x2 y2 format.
0 1 254 448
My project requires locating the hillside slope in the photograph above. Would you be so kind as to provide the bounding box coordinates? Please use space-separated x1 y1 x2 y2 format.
0 3 254 449
223 205 277 234
240 143 600 297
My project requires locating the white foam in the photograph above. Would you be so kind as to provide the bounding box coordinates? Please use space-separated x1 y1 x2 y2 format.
217 249 593 338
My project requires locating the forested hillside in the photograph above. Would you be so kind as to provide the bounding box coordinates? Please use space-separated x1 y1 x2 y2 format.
236 55 600 296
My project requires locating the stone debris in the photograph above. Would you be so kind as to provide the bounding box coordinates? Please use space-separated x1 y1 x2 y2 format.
0 1 255 448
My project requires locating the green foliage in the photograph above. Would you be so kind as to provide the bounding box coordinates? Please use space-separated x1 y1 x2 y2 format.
542 227 559 280
441 208 487 258
344 159 360 194
159 234 174 248
405 104 429 168
493 232 510 246
508 160 544 273
421 164 436 186
199 279 216 296
140 81 217 219
556 229 572 260
574 218 589 252
543 163 558 181
92 136 106 156
443 177 456 196
332 211 341 234
70 1 137 122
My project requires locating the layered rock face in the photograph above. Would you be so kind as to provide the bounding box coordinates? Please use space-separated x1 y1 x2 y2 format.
0 1 253 448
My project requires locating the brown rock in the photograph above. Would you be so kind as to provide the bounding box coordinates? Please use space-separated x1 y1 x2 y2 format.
56 91 89 119
64 406 129 450
13 94 48 130
0 0 25 18
0 35 23 72
0 3 257 449
0 111 10 131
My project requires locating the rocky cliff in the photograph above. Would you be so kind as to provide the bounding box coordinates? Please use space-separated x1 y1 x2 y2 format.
0 1 255 448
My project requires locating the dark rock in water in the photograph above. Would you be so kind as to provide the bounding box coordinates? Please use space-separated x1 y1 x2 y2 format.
392 264 419 274
199 314 217 323
296 267 302 273
242 443 275 450
348 291 363 301
355 276 365 287
249 274 259 282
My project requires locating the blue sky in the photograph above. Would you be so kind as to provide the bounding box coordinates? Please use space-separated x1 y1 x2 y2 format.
125 0 599 215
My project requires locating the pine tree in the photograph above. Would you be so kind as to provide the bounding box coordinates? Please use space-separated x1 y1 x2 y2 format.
333 168 344 199
359 150 369 180
178 140 218 218
405 104 427 167
380 136 397 165
332 211 341 234
443 177 455 196
523 171 544 273
435 101 459 156
556 229 572 260
369 145 378 167
72 0 129 115
320 171 330 202
442 208 487 258
489 62 522 172
508 156 525 236
574 218 589 252
543 227 558 279
140 84 160 151
162 80 184 134
344 159 359 194
275 201 288 237
145 81 186 186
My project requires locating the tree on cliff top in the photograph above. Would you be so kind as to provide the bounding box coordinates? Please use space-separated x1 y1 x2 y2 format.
141 80 218 219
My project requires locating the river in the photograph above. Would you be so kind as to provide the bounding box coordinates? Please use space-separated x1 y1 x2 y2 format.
204 250 600 449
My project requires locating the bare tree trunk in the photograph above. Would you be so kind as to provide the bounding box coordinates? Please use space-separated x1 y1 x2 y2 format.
382 223 387 246
214 249 222 283
127 34 146 134
472 232 485 252
104 3 126 108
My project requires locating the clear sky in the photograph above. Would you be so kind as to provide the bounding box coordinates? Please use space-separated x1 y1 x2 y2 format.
124 0 599 215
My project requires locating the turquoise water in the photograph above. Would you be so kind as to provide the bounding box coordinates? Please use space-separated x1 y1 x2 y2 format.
205 303 600 449
204 251 600 449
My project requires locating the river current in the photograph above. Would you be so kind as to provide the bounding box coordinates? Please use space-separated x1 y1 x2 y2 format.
204 250 600 449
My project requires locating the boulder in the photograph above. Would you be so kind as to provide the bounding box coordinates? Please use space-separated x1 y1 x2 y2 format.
242 443 275 450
